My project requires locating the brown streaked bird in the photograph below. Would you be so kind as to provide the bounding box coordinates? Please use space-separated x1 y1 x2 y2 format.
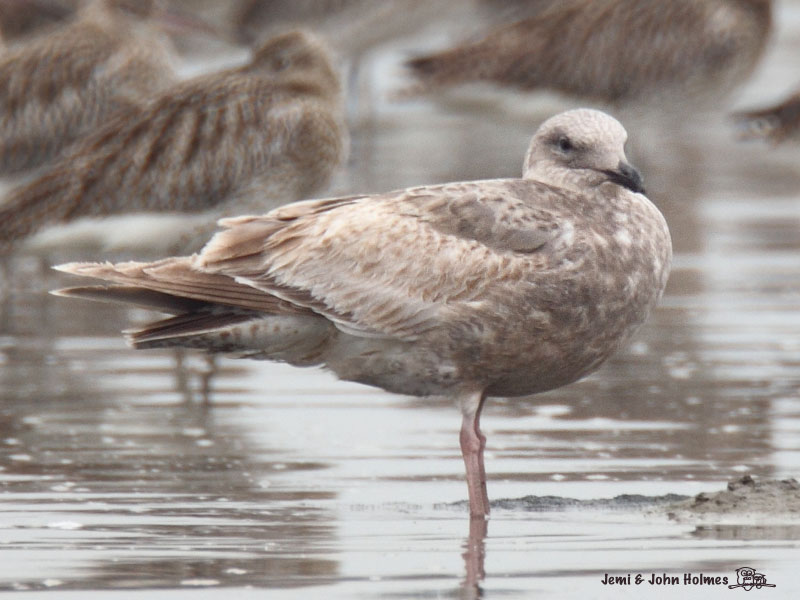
229 0 460 120
734 88 800 144
53 109 672 518
404 0 773 109
0 0 184 177
0 29 346 256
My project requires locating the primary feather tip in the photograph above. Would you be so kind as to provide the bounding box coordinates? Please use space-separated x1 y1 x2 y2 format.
52 262 109 276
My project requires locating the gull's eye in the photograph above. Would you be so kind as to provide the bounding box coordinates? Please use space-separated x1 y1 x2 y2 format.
557 135 574 153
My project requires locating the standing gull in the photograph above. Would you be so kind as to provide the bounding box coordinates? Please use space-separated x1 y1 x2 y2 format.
53 109 672 518
0 29 346 256
404 0 772 109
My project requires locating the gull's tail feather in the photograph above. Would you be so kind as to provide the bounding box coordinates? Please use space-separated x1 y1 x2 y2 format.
123 309 331 365
125 311 262 350
52 258 330 363
52 285 213 314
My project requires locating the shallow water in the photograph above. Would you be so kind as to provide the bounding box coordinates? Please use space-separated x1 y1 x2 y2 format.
2 3 800 599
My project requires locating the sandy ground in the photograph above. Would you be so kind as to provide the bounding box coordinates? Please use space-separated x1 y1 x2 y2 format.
666 476 800 520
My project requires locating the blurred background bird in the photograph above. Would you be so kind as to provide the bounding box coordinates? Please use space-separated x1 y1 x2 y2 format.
0 0 77 42
402 0 773 114
734 86 800 143
0 0 221 180
230 0 458 52
228 0 473 120
0 29 347 260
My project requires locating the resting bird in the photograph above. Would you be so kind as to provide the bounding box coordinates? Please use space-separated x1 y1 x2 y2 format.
54 109 672 518
734 88 800 144
404 0 772 109
0 29 346 256
0 0 188 177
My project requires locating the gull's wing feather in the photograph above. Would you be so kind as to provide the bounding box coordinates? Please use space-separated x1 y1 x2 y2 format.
197 179 566 340
54 258 313 316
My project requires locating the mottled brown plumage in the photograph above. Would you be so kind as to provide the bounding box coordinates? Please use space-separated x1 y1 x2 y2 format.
0 29 346 255
734 88 800 143
0 0 181 176
405 0 772 108
54 109 672 517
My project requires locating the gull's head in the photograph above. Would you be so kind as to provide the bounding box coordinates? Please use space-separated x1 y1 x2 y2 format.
523 109 645 195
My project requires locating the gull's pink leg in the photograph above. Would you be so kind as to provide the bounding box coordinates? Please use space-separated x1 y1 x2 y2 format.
459 392 489 518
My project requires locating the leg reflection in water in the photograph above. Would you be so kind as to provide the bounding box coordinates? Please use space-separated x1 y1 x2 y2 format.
462 517 487 596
